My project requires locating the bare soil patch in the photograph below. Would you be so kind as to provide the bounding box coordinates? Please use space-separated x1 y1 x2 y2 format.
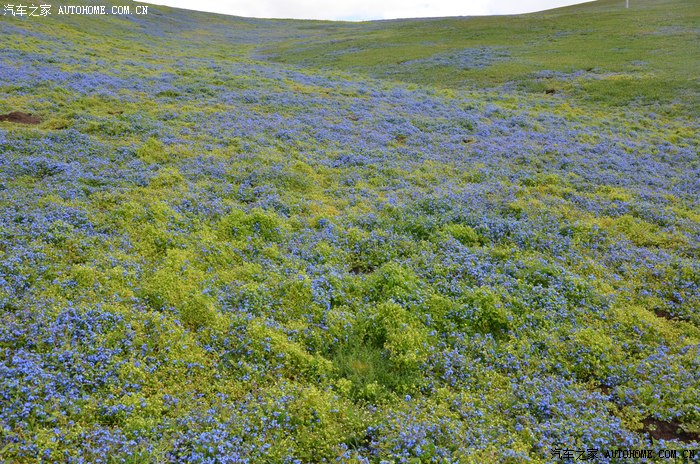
0 111 41 124
642 417 699 443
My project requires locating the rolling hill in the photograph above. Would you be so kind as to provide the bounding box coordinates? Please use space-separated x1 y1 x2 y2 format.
1 0 699 461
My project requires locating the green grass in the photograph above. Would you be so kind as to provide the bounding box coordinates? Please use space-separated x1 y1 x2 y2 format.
256 0 699 116
1 0 699 460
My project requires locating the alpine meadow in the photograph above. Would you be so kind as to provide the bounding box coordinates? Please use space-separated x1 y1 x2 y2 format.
1 0 699 462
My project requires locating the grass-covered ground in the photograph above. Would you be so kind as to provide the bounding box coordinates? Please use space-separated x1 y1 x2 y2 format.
1 0 699 462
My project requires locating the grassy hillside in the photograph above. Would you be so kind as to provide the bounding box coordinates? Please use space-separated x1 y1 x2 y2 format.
1 1 699 462
259 0 700 116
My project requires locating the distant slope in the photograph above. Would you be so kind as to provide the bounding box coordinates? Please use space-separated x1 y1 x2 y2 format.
255 0 700 116
5 0 698 116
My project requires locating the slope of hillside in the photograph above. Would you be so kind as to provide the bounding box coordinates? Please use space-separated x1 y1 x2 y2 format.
1 1 699 462
259 0 700 117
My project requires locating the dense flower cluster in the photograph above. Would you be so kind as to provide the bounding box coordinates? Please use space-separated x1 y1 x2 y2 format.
400 47 510 70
